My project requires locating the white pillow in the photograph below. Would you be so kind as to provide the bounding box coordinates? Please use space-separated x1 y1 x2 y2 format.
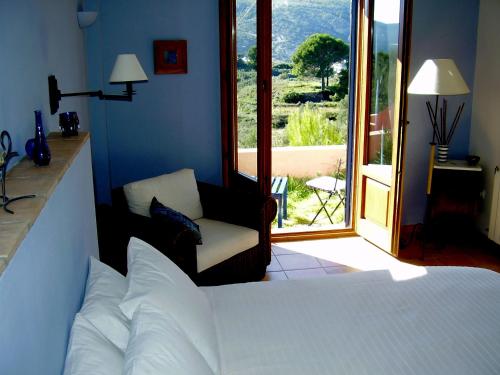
120 237 220 374
63 314 123 375
125 304 215 375
79 257 130 351
123 168 203 219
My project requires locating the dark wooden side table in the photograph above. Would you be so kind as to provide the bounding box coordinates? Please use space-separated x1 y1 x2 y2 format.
425 160 483 246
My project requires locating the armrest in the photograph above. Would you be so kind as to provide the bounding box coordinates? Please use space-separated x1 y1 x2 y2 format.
126 211 198 276
99 200 198 276
197 181 277 231
110 187 199 276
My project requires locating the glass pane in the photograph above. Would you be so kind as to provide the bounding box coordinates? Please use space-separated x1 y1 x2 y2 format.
368 0 400 167
270 0 352 231
236 0 258 178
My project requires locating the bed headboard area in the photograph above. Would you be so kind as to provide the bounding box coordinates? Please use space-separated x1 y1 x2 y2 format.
0 133 98 375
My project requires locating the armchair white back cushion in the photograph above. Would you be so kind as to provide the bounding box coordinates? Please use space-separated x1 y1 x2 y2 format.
63 314 123 375
125 304 214 375
79 257 130 351
120 237 220 373
123 168 203 219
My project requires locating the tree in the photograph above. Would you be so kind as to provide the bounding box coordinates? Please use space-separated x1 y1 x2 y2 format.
329 68 349 101
237 54 249 70
247 45 257 70
292 34 349 91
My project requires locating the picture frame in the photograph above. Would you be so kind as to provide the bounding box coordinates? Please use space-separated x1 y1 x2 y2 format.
153 40 188 74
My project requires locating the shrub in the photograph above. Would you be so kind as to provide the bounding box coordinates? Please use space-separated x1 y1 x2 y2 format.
282 91 305 104
286 103 347 146
273 62 293 70
237 115 257 148
272 115 288 129
327 68 349 101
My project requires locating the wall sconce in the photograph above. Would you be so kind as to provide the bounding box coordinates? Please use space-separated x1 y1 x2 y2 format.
77 11 98 28
48 54 148 115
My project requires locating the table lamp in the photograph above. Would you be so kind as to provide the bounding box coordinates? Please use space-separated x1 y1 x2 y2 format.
408 59 470 164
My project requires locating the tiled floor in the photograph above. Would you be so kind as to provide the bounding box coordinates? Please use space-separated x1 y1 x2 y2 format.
264 237 414 281
263 234 500 281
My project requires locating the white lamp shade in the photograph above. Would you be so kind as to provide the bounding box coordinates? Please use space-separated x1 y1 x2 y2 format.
109 54 148 83
407 59 470 95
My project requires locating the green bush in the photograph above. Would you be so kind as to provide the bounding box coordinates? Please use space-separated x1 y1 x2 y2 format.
237 115 257 149
282 91 305 104
273 62 293 70
272 115 288 129
286 103 347 146
287 177 312 200
327 68 349 101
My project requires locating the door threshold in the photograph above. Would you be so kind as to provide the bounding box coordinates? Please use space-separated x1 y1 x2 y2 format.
272 227 357 242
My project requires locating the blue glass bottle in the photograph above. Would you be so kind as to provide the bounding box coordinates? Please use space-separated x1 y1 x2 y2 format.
32 110 51 166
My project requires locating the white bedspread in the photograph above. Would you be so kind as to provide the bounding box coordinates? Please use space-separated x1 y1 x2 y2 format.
204 267 500 375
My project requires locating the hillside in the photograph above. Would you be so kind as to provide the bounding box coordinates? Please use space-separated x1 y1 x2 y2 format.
236 0 352 62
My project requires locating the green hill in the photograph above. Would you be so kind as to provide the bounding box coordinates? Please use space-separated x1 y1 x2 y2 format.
236 0 352 62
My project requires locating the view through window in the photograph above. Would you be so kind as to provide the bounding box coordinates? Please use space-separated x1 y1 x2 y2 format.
236 0 353 232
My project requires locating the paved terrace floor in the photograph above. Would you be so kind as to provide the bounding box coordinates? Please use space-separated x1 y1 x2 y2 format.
264 235 500 281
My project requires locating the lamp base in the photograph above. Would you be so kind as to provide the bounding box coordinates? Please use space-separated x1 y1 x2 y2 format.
436 144 449 163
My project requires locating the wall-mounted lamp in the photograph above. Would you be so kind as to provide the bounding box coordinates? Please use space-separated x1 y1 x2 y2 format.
48 54 148 115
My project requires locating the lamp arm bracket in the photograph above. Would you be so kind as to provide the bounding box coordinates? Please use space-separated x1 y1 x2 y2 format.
60 90 103 98
48 76 135 115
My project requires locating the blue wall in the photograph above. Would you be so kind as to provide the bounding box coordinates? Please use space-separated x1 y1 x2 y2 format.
0 0 90 163
0 142 98 375
86 0 222 203
402 0 479 224
84 0 479 222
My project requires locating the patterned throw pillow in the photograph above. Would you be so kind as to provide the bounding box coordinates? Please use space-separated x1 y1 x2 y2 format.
150 197 202 245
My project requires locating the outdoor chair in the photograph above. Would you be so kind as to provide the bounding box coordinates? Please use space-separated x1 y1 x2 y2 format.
306 159 346 225
271 176 288 228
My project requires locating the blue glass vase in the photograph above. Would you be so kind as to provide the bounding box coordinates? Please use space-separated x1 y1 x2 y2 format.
32 110 51 166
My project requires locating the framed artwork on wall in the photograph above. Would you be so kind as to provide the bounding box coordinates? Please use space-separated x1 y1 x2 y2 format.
153 40 188 74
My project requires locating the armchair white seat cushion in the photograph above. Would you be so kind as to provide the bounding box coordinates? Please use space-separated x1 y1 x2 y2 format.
194 218 259 272
123 169 203 220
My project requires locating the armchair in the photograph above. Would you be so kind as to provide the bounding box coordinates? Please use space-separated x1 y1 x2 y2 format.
97 169 277 286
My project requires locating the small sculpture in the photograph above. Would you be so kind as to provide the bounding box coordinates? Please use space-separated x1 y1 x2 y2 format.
59 111 80 137
0 131 36 214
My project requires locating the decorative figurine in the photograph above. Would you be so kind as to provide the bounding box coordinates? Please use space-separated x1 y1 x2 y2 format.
0 131 36 214
59 111 80 137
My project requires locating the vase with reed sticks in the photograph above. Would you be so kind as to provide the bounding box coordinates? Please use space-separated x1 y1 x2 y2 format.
427 96 465 163
436 144 449 163
407 59 470 164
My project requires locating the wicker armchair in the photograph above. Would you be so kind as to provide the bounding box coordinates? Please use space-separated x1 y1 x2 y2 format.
97 180 276 286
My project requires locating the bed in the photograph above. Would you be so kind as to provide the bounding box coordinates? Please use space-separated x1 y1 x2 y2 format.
64 237 500 375
207 268 500 374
